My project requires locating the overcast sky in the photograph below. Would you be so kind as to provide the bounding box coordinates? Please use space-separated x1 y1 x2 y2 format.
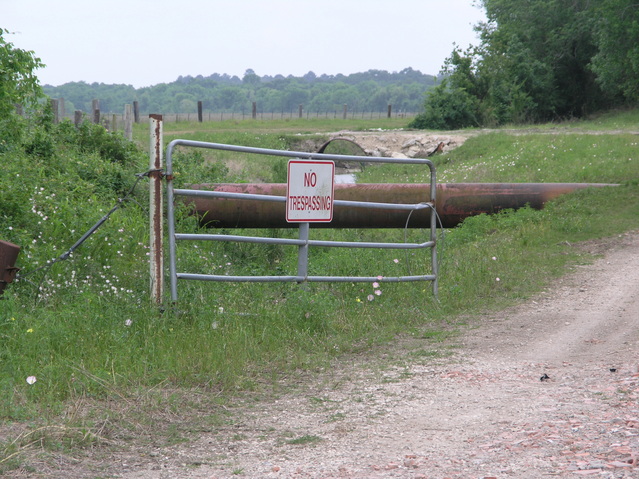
4 0 486 88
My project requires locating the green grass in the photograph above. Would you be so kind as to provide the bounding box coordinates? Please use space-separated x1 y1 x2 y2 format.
285 434 323 446
358 131 638 185
1 112 639 473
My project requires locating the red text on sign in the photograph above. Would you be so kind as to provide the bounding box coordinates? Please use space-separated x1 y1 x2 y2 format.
303 172 317 187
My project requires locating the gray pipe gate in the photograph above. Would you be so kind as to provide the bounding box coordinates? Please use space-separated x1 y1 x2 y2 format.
165 139 438 302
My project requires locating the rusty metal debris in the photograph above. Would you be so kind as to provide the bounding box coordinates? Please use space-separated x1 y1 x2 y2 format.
0 240 20 296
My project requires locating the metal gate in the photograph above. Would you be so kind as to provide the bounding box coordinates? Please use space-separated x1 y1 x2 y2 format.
165 139 438 302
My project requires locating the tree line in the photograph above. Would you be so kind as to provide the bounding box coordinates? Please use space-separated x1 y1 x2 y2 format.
42 68 436 117
410 0 639 129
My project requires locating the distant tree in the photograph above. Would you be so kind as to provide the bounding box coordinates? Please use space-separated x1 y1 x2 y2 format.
242 69 260 87
42 68 439 115
302 71 317 82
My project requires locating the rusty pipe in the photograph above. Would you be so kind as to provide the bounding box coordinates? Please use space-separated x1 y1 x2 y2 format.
181 183 616 229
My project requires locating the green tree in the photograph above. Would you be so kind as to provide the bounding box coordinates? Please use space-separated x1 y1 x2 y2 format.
591 0 639 103
413 1 615 129
409 79 479 130
410 47 483 129
0 28 44 146
478 0 601 119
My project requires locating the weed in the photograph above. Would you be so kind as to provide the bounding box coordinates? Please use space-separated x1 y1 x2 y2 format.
286 434 323 446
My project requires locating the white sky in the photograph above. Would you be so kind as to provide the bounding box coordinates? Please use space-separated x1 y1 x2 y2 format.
4 0 486 88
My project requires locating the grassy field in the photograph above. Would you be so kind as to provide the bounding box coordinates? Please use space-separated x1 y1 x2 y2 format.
1 109 638 471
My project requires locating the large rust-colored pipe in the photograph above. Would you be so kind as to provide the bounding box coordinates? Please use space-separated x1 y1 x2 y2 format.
182 183 615 229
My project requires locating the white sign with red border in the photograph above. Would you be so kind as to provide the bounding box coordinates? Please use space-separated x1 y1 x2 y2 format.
286 160 335 223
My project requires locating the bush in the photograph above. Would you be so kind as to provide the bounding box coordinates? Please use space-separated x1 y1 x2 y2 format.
56 120 141 166
409 80 479 130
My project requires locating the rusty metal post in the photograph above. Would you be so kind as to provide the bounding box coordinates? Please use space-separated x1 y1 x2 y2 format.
149 114 164 304
0 240 20 297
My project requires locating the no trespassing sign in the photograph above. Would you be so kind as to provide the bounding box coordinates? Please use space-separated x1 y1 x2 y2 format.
286 160 335 223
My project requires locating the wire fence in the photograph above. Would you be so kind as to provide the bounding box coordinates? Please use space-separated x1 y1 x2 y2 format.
142 110 418 122
62 110 418 125
47 97 419 139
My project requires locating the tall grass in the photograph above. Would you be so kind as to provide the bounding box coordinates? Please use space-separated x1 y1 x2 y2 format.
1 112 638 470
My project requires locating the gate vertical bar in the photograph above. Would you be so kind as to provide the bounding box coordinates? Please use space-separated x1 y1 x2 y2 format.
149 114 164 304
297 222 310 282
166 140 178 302
430 164 438 298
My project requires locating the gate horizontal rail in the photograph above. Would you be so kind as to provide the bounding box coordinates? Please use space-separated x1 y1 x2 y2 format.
175 233 434 249
166 139 438 302
173 187 433 211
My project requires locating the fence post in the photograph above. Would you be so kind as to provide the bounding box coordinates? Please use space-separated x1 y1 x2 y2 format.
198 101 203 122
51 98 59 124
74 110 82 127
252 102 257 119
387 104 392 118
133 101 140 123
298 104 303 118
92 99 100 124
343 104 348 120
124 104 133 140
149 114 164 305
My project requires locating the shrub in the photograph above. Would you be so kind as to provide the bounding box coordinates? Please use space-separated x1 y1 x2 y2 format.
409 80 479 130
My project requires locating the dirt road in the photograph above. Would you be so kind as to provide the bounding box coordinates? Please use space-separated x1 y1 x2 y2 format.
107 231 639 479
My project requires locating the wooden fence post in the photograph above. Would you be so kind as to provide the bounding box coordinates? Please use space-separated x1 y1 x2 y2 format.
298 104 303 118
343 104 348 120
387 104 392 118
74 110 83 127
92 99 100 124
252 102 257 119
51 98 59 124
124 104 133 140
133 101 140 123
198 101 203 122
